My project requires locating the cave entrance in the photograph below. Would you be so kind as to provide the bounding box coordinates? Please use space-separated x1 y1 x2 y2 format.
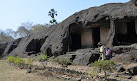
92 27 100 47
26 38 46 55
113 21 137 46
69 23 82 51
127 21 136 42
71 33 81 51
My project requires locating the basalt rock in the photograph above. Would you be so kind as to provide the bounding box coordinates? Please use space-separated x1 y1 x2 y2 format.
73 53 100 66
2 0 137 57
0 42 8 57
2 38 22 56
112 50 137 63
128 66 137 75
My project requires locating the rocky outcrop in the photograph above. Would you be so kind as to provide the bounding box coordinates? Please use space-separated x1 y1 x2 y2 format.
112 46 134 54
73 53 100 66
1 0 137 58
112 50 137 63
2 38 22 56
128 66 137 75
116 65 126 72
55 48 100 65
2 26 56 57
0 42 8 57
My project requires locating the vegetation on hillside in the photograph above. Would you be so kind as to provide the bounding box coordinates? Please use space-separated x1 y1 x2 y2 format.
92 60 116 80
7 56 34 69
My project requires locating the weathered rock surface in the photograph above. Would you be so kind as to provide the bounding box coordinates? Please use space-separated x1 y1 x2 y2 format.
116 64 126 72
2 38 22 57
1 0 137 58
0 42 8 56
55 48 100 65
132 75 137 80
112 46 134 54
127 66 137 75
2 26 56 57
73 53 100 66
55 53 76 61
112 50 137 63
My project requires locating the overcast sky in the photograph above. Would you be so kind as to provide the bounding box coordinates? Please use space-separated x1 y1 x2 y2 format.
0 0 130 31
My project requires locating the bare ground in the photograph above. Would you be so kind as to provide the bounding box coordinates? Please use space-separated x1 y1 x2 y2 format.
0 60 71 81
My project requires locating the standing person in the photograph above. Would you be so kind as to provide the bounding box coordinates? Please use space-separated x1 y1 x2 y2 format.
98 42 106 61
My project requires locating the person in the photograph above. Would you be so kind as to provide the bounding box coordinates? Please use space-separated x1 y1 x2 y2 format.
98 42 106 61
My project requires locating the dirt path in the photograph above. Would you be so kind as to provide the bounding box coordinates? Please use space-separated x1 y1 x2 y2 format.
0 60 70 81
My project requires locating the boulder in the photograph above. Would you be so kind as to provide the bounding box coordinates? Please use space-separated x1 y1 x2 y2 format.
55 53 76 61
55 48 100 66
73 53 100 66
112 50 137 63
116 65 126 72
127 66 137 75
112 46 134 54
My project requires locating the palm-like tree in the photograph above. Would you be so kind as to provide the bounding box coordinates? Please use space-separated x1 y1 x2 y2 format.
48 9 57 25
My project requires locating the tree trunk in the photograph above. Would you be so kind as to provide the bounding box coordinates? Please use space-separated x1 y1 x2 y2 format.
104 71 107 80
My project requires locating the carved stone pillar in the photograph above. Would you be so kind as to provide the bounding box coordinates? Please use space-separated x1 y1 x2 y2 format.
106 19 115 47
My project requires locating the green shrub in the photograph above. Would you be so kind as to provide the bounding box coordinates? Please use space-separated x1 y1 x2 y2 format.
90 68 99 78
55 58 71 68
7 56 25 68
37 51 49 69
7 56 16 63
92 60 116 79
38 51 48 61
25 58 34 68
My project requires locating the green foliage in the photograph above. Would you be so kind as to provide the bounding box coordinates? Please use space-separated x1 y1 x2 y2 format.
92 60 116 72
7 56 16 63
14 57 25 67
16 26 31 37
25 58 34 68
54 58 71 68
37 51 48 69
0 31 14 42
38 51 48 61
7 56 25 68
90 68 99 78
30 24 49 34
92 60 116 79
48 9 57 25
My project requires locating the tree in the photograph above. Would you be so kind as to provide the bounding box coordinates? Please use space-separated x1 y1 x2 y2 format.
21 22 33 30
0 31 14 42
48 9 58 25
15 26 31 38
5 29 16 38
30 24 49 34
14 22 33 38
92 60 116 80
14 23 49 38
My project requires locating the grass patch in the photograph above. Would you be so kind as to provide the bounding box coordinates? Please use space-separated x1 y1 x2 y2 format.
0 60 73 81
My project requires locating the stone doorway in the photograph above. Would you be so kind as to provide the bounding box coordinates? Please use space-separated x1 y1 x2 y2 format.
92 27 100 47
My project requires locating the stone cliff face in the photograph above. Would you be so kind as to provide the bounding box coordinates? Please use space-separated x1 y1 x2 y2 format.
1 0 137 57
0 42 8 57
